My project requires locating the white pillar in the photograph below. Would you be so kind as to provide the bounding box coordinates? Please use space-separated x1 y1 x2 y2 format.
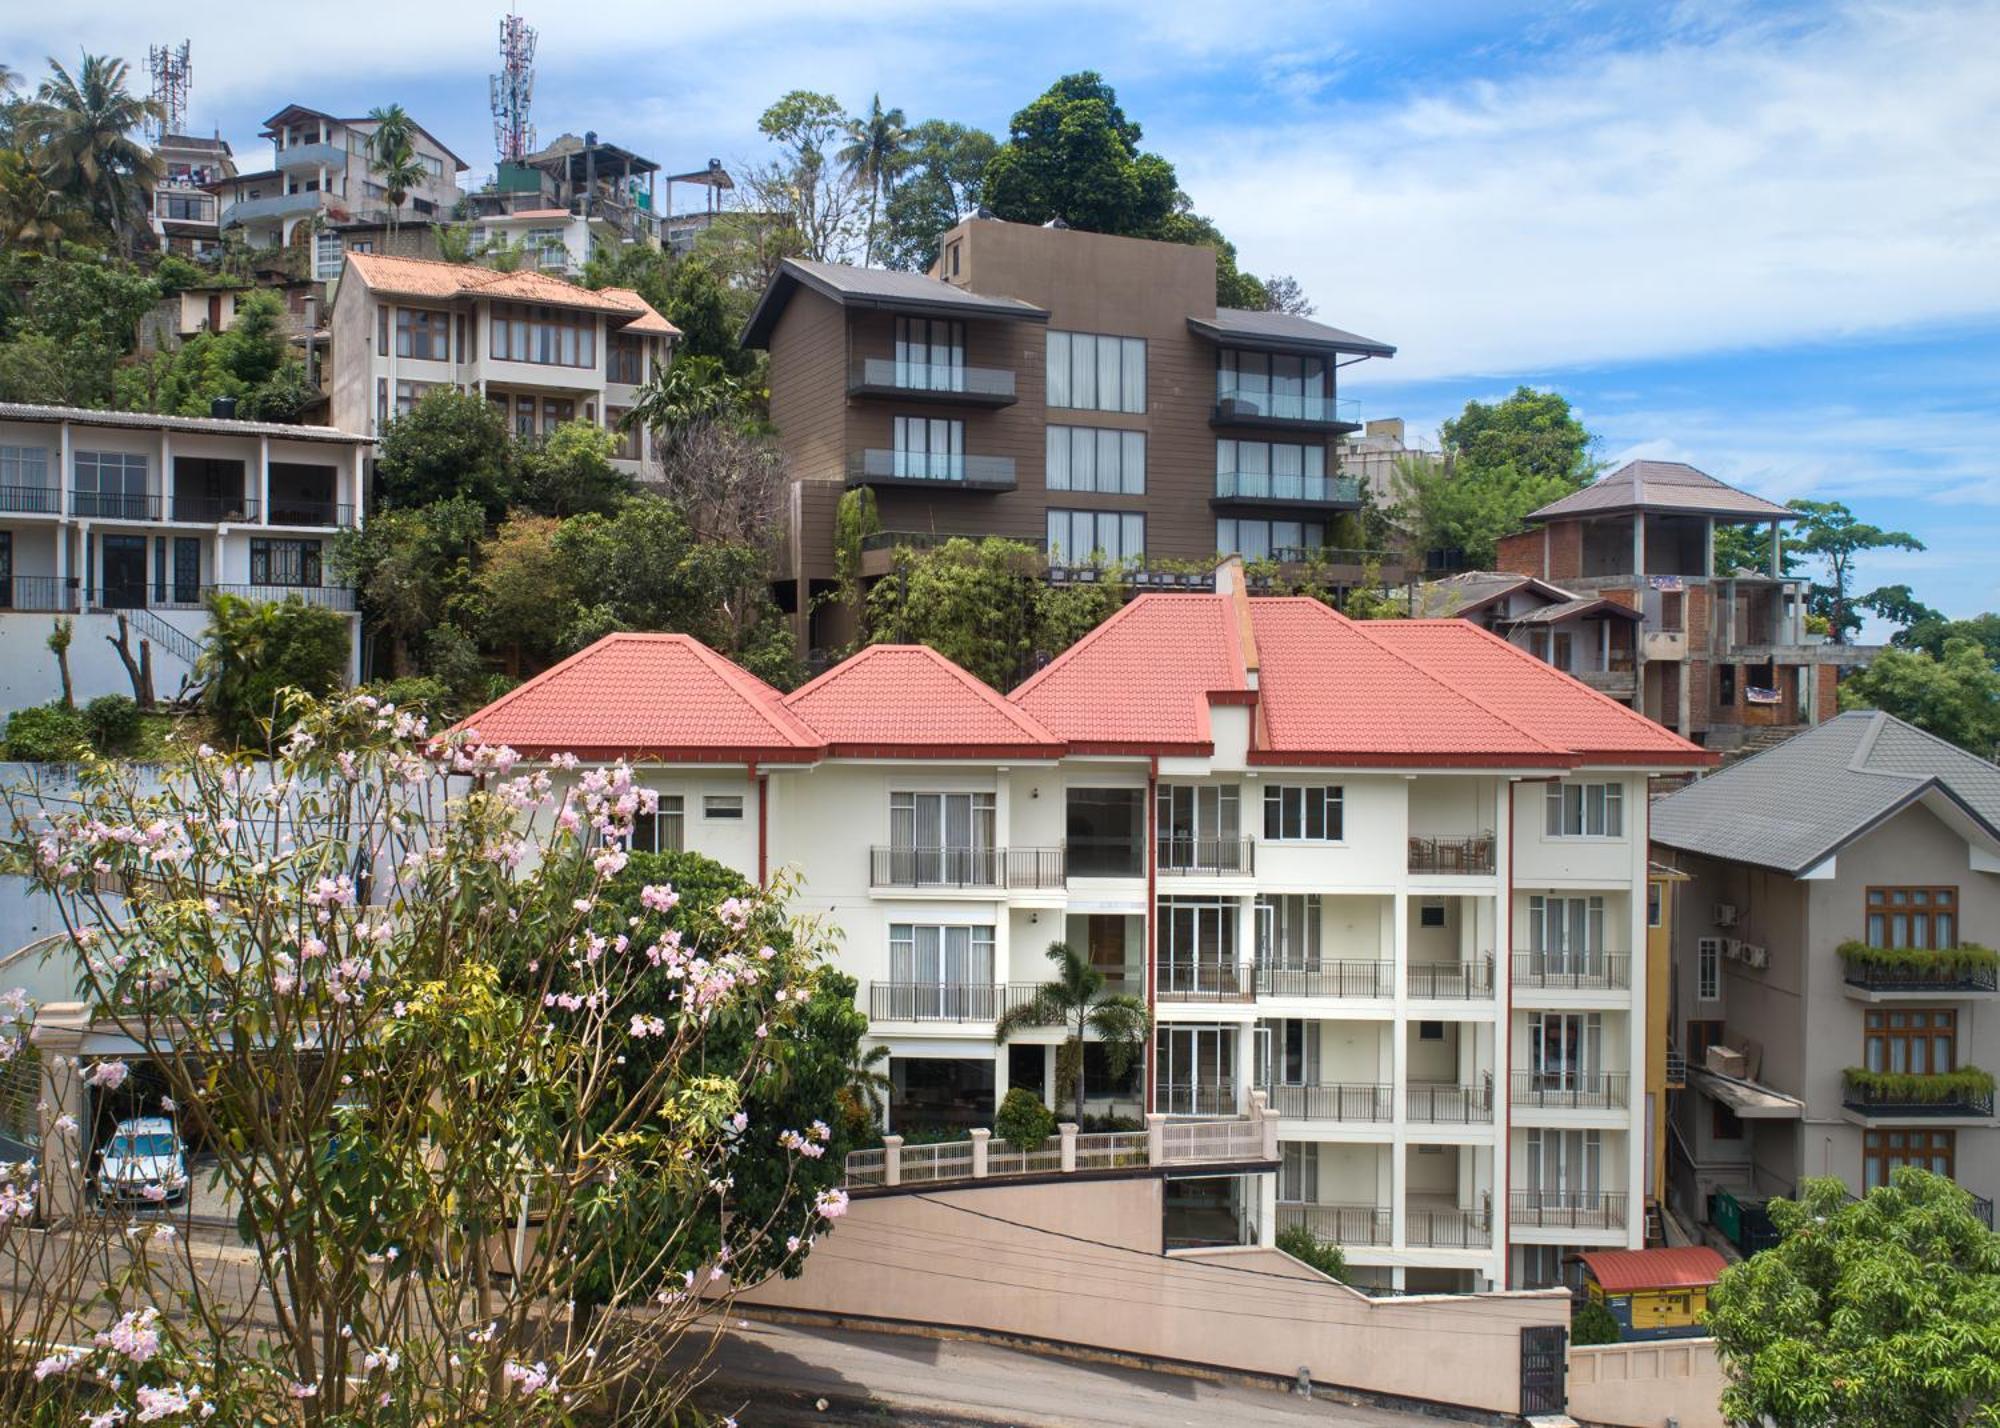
1232 1021 1255 1116
159 431 172 522
1058 1123 1077 1173
1631 512 1646 576
970 1128 990 1178
257 435 270 526
1145 1113 1165 1166
1041 1044 1057 1113
883 1135 903 1187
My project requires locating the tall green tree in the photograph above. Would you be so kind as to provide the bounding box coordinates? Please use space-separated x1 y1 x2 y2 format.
746 90 866 263
839 94 910 267
880 120 997 272
995 941 1151 1124
1785 499 1926 644
982 72 1178 238
374 388 516 512
333 496 486 678
1895 611 2000 666
197 593 352 746
1838 637 2000 755
1706 1170 2000 1428
1440 385 1599 488
511 420 631 518
864 537 1043 689
365 104 425 233
28 53 160 249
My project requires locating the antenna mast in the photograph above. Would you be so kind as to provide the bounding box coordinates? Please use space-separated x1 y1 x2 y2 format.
145 42 192 141
490 12 537 165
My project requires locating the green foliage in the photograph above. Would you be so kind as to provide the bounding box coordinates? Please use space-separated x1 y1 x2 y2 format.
113 290 313 423
0 256 158 407
1711 520 1774 576
333 496 486 679
1858 582 1939 632
996 1087 1057 1152
197 593 352 747
1896 611 2000 665
1784 499 1926 644
4 701 91 761
1706 1170 2000 1428
1839 637 2000 754
511 420 632 518
583 249 749 372
838 93 911 267
880 120 998 271
1841 1065 1995 1104
1837 940 1999 974
1275 1224 1348 1282
1804 612 1832 635
996 941 1151 1124
1441 385 1600 487
1034 571 1128 653
751 90 866 263
983 72 1178 237
82 693 140 753
375 388 516 513
25 53 161 249
1571 1300 1622 1346
832 486 881 621
629 354 761 443
865 537 1043 689
363 675 454 719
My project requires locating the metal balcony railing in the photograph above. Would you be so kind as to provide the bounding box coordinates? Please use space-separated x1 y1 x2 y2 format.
208 584 359 612
1155 836 1255 875
1212 388 1358 426
0 576 76 612
70 490 161 521
1841 1072 1996 1118
1511 1071 1631 1110
0 484 61 515
1408 834 1496 874
1255 960 1393 999
267 500 358 529
1155 1081 1239 1117
1512 952 1633 991
867 845 1065 890
1259 1082 1391 1122
1840 955 2000 994
1155 962 1256 1003
1406 1202 1492 1248
846 449 1016 489
171 494 260 523
1277 1201 1391 1245
1407 957 1495 999
1406 1079 1494 1124
867 982 1006 1022
1509 1190 1628 1229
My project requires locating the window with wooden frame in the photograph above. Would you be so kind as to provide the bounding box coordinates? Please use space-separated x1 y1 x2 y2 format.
396 307 450 362
1865 886 1956 949
1864 1008 1956 1075
1863 1129 1953 1190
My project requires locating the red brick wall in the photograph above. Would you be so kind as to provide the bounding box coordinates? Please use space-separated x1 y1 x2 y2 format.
1495 523 1583 581
1815 664 1839 724
1494 528 1545 579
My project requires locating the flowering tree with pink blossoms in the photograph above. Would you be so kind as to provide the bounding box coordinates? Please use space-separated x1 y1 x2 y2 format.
0 692 852 1425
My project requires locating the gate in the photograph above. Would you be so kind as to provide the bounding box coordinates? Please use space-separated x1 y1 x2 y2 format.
1520 1324 1567 1416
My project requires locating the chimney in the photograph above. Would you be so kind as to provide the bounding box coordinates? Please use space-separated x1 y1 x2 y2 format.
1214 556 1261 690
210 395 237 420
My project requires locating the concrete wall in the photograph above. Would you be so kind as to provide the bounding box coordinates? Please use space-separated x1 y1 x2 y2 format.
1566 1337 1726 1428
740 1175 1569 1417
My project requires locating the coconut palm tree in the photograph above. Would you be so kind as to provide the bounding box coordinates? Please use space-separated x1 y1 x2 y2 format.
29 53 161 250
839 1043 893 1128
365 104 426 234
996 941 1151 1125
838 94 909 267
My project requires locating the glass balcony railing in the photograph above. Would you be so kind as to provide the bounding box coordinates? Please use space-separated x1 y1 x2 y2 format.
1212 471 1362 505
1213 387 1358 425
848 358 1016 403
846 449 1016 489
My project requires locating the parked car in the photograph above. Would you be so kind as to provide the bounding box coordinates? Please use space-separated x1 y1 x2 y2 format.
95 1117 188 1206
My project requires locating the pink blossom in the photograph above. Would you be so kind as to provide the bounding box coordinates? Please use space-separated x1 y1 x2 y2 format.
640 883 680 914
85 1059 129 1091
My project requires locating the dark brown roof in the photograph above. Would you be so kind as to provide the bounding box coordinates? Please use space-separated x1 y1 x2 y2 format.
1525 460 1796 524
740 259 1048 348
1188 308 1395 358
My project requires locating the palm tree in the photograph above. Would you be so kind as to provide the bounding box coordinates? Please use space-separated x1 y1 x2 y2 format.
29 53 161 250
365 104 426 234
996 941 1151 1125
839 1043 893 1128
0 147 87 253
838 94 909 267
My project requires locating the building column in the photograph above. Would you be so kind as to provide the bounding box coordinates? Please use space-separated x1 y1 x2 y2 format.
1042 1044 1057 1113
257 435 271 526
1768 520 1782 578
1704 517 1716 577
1631 512 1646 577
159 431 172 521
1627 788 1649 1249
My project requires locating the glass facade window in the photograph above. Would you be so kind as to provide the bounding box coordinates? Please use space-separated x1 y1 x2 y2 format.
249 538 323 587
1045 330 1146 413
1045 426 1145 495
888 924 997 996
396 307 451 362
1255 896 1321 969
1217 349 1330 420
490 302 598 369
629 796 685 854
1262 785 1343 840
1214 438 1328 501
1545 781 1624 837
1864 1130 1953 1190
1215 518 1326 561
1046 509 1144 566
891 416 964 480
608 335 647 385
895 317 965 391
73 451 150 518
1865 1009 1955 1075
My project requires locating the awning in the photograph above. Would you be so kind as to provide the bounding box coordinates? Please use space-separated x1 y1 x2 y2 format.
1691 1067 1803 1119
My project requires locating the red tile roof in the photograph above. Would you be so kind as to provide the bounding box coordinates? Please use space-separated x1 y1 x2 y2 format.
454 633 823 763
1580 1246 1727 1294
342 252 674 331
783 645 1064 758
1011 595 1249 753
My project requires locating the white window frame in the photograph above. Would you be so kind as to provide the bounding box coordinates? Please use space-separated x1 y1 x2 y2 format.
1697 936 1721 1001
1261 784 1343 842
1544 780 1625 838
703 794 745 821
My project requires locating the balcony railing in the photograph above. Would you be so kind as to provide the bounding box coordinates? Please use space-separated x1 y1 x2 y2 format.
1256 960 1393 999
868 981 1008 1022
1155 962 1255 1003
70 490 162 521
1406 1079 1494 1124
1511 1071 1631 1110
1839 947 2000 994
207 584 358 612
1841 1069 1996 1119
1212 471 1363 505
1259 1082 1391 1122
1406 1203 1492 1248
0 576 76 612
1156 1080 1239 1117
1065 836 1144 879
1156 836 1256 875
1407 958 1495 999
1212 389 1358 427
172 494 260 523
1277 1201 1391 1245
866 845 1065 890
1975 1193 1995 1230
1408 834 1496 875
0 484 61 515
267 500 357 529
845 449 1017 490
848 357 1017 405
1512 952 1632 991
1665 1049 1688 1087
1509 1189 1628 1229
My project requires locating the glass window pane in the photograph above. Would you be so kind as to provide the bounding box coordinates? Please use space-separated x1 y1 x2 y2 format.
1123 432 1146 494
1072 334 1095 409
1122 513 1144 563
1046 427 1070 491
1047 332 1071 408
1121 338 1146 412
1096 338 1120 412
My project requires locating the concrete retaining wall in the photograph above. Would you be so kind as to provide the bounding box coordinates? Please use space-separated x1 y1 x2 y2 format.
1567 1337 1726 1428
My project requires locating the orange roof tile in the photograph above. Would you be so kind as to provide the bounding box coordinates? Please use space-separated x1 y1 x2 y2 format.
784 646 1064 758
490 207 574 221
342 252 674 331
598 286 681 338
1579 1246 1727 1294
454 634 823 764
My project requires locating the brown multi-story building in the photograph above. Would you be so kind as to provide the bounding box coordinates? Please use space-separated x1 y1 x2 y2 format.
741 218 1398 652
1492 459 1876 748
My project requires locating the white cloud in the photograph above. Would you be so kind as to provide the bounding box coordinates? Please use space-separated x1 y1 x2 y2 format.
1174 2 2000 380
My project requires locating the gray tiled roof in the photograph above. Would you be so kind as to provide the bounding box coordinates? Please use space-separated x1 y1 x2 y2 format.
1651 710 2000 874
0 402 368 445
1525 460 1795 523
1188 307 1396 357
1404 571 1569 618
740 259 1047 347
1502 596 1642 626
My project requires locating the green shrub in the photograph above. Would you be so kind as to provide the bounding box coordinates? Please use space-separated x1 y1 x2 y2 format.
200 594 352 747
5 702 92 761
1573 1300 1622 1345
1276 1223 1347 1281
366 676 454 719
83 694 141 753
1841 1065 1996 1104
1836 940 1999 974
995 1087 1056 1152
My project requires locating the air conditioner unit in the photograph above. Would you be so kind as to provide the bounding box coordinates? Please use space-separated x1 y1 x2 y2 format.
1721 938 1744 962
1741 944 1769 970
1713 903 1739 928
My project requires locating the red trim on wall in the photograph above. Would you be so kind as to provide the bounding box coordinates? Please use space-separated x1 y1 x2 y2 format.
1144 759 1158 1118
756 770 769 887
1500 777 1515 1291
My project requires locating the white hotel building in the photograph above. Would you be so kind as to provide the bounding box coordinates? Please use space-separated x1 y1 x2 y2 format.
461 566 1711 1292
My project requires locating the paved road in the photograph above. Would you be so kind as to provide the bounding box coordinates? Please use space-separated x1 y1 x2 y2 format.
686 1318 1449 1427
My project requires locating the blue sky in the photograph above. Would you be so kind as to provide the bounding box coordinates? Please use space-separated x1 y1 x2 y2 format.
7 0 1999 619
